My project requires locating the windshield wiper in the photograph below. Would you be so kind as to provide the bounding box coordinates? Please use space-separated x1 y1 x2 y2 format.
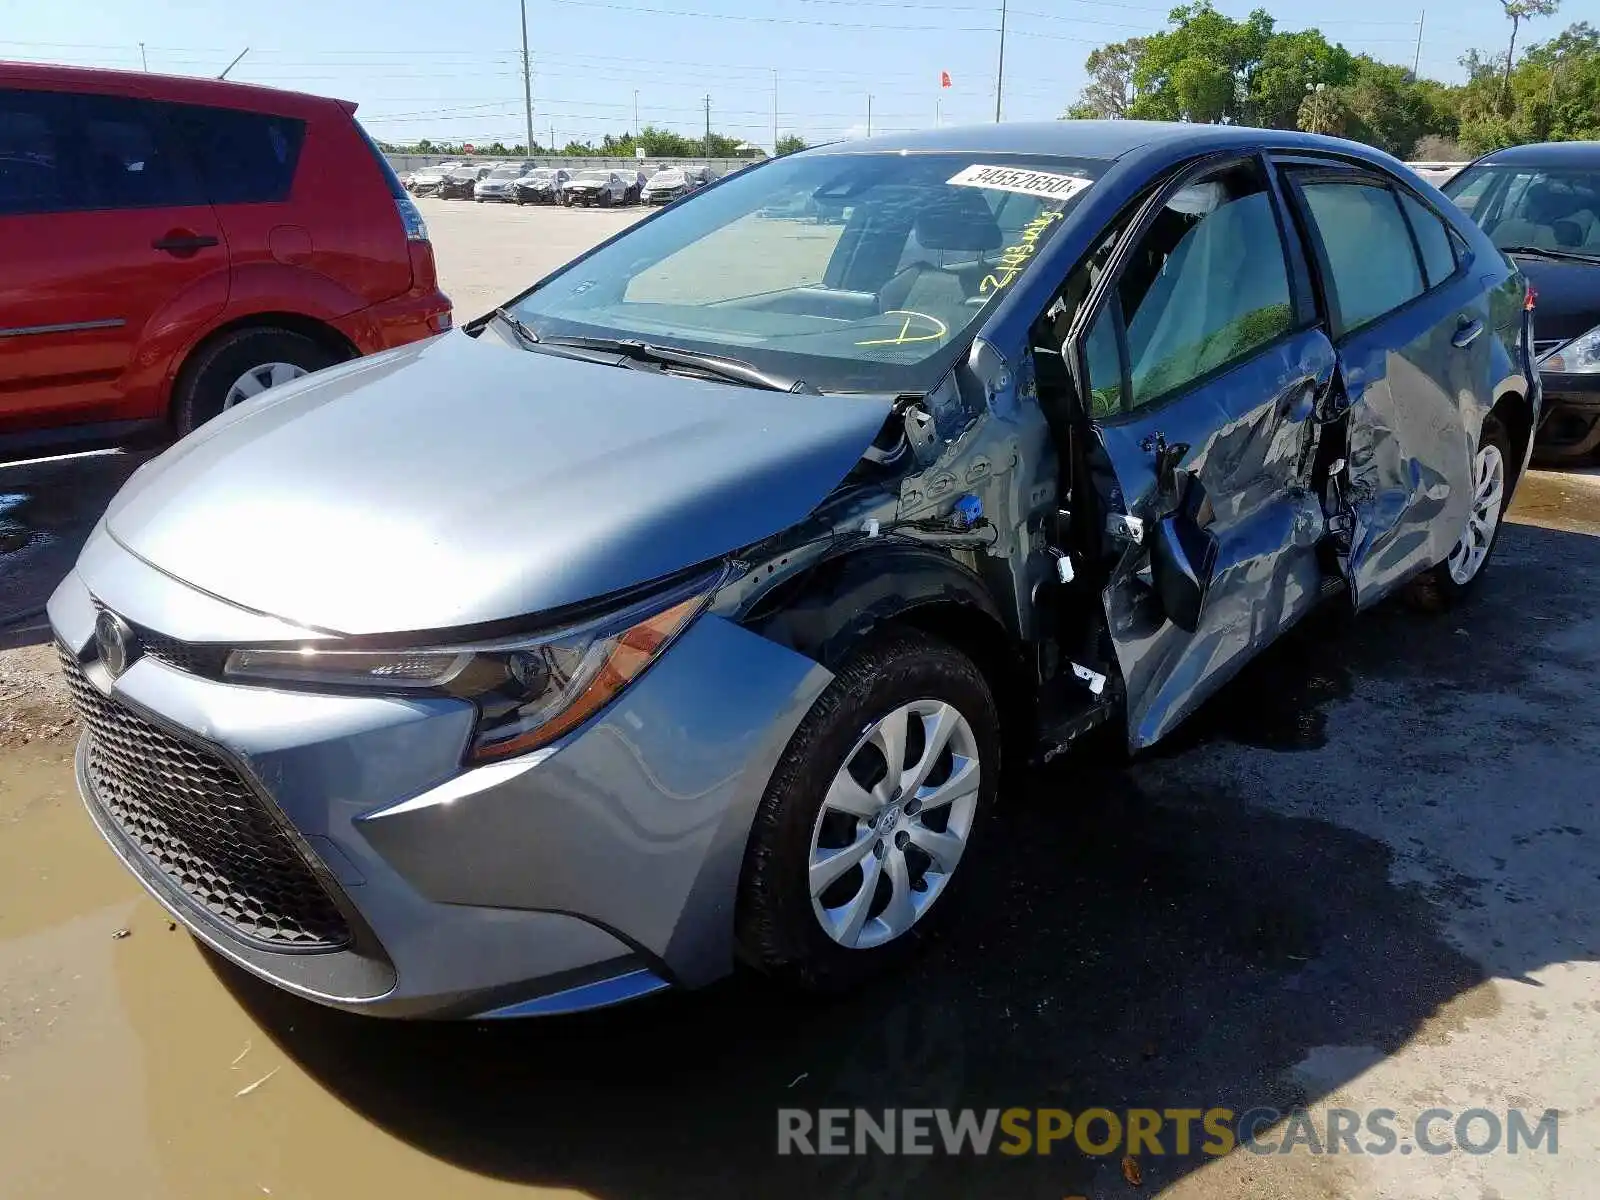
489 307 541 346
540 335 818 394
1499 244 1598 264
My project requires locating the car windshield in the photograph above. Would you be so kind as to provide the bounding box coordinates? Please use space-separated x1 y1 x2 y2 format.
489 166 521 179
1444 163 1600 259
575 171 610 182
451 168 479 179
524 169 554 181
510 152 1104 393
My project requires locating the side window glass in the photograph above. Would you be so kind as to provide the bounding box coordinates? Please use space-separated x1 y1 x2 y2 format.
75 93 198 209
0 89 73 215
1399 192 1456 288
162 104 305 204
1083 301 1124 418
1299 181 1424 333
1118 165 1294 409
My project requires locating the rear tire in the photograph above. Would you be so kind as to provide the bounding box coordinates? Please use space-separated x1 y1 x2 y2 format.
735 629 1000 993
1408 413 1513 612
173 327 340 436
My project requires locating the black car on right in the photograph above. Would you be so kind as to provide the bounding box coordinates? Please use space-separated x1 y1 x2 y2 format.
1444 141 1600 461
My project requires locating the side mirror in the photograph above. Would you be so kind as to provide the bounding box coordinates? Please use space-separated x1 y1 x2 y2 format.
1148 477 1218 633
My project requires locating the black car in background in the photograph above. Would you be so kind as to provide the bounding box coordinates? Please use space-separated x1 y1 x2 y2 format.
1444 141 1600 461
437 165 491 200
513 167 571 205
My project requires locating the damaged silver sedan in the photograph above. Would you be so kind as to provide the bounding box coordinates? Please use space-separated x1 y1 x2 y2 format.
51 122 1539 1017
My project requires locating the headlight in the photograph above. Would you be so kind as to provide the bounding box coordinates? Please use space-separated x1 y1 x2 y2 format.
1541 325 1600 374
224 569 722 762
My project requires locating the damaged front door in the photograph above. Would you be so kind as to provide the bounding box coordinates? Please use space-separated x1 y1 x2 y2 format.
1069 155 1336 749
1278 166 1480 609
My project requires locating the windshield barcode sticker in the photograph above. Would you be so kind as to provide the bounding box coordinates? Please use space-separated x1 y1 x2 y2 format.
947 164 1092 201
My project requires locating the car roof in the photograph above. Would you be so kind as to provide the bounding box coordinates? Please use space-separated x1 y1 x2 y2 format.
1473 140 1600 168
0 59 347 115
804 120 1400 167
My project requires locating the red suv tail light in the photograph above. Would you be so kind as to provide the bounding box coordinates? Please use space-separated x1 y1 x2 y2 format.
395 195 429 243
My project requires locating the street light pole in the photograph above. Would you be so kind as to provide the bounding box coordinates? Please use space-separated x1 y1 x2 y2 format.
772 69 778 156
634 88 640 133
867 93 873 138
519 0 535 156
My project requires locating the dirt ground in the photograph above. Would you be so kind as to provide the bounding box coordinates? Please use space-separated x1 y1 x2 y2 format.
1 198 1598 1199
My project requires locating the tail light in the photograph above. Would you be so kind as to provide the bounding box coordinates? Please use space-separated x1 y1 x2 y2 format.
395 195 429 243
1525 283 1537 312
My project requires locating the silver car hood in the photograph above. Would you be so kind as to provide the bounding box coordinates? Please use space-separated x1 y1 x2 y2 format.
103 332 892 637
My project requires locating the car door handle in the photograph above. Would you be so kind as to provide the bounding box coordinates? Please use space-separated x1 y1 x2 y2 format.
1452 317 1484 348
151 233 220 254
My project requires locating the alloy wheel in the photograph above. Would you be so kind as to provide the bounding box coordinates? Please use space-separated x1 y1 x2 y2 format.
807 699 981 950
223 362 308 410
1446 441 1506 585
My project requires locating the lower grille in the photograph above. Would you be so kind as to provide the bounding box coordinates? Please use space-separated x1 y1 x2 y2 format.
58 646 350 950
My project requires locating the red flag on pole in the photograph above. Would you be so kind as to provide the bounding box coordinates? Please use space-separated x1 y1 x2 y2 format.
940 71 952 88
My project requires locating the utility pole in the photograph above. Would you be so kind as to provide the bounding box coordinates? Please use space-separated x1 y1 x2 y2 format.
772 69 778 156
633 89 640 134
549 122 556 153
519 0 535 158
867 94 873 137
703 93 711 157
1412 9 1425 77
139 42 148 71
994 0 1008 122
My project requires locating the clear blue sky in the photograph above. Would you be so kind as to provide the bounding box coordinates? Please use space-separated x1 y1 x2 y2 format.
0 0 1532 151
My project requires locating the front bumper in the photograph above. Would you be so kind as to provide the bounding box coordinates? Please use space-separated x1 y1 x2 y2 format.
1533 370 1600 461
48 541 831 1017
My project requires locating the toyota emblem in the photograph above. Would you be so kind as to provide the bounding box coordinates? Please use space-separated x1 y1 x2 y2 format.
94 610 138 678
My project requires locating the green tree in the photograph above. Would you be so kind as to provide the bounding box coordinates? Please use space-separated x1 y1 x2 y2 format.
1066 38 1147 118
1127 3 1276 123
1499 0 1561 99
776 134 810 155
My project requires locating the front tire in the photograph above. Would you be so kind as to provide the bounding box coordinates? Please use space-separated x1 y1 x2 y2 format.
736 629 1000 992
1409 413 1513 611
173 328 340 435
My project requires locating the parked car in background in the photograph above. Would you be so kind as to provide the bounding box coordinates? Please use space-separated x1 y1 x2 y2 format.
562 169 628 207
52 122 1537 1020
437 165 490 200
475 161 536 202
623 169 649 204
0 61 451 454
640 164 718 204
407 160 462 196
513 166 570 205
1443 140 1600 461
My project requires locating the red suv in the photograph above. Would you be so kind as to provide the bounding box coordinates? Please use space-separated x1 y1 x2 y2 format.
0 63 451 456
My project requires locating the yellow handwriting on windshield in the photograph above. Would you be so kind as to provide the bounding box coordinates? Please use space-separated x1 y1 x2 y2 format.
856 310 950 347
979 208 1065 297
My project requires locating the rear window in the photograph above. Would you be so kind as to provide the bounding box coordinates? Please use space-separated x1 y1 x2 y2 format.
353 120 407 199
160 103 305 204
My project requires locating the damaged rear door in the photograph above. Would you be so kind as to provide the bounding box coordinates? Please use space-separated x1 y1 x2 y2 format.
1275 161 1481 608
1066 153 1337 749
